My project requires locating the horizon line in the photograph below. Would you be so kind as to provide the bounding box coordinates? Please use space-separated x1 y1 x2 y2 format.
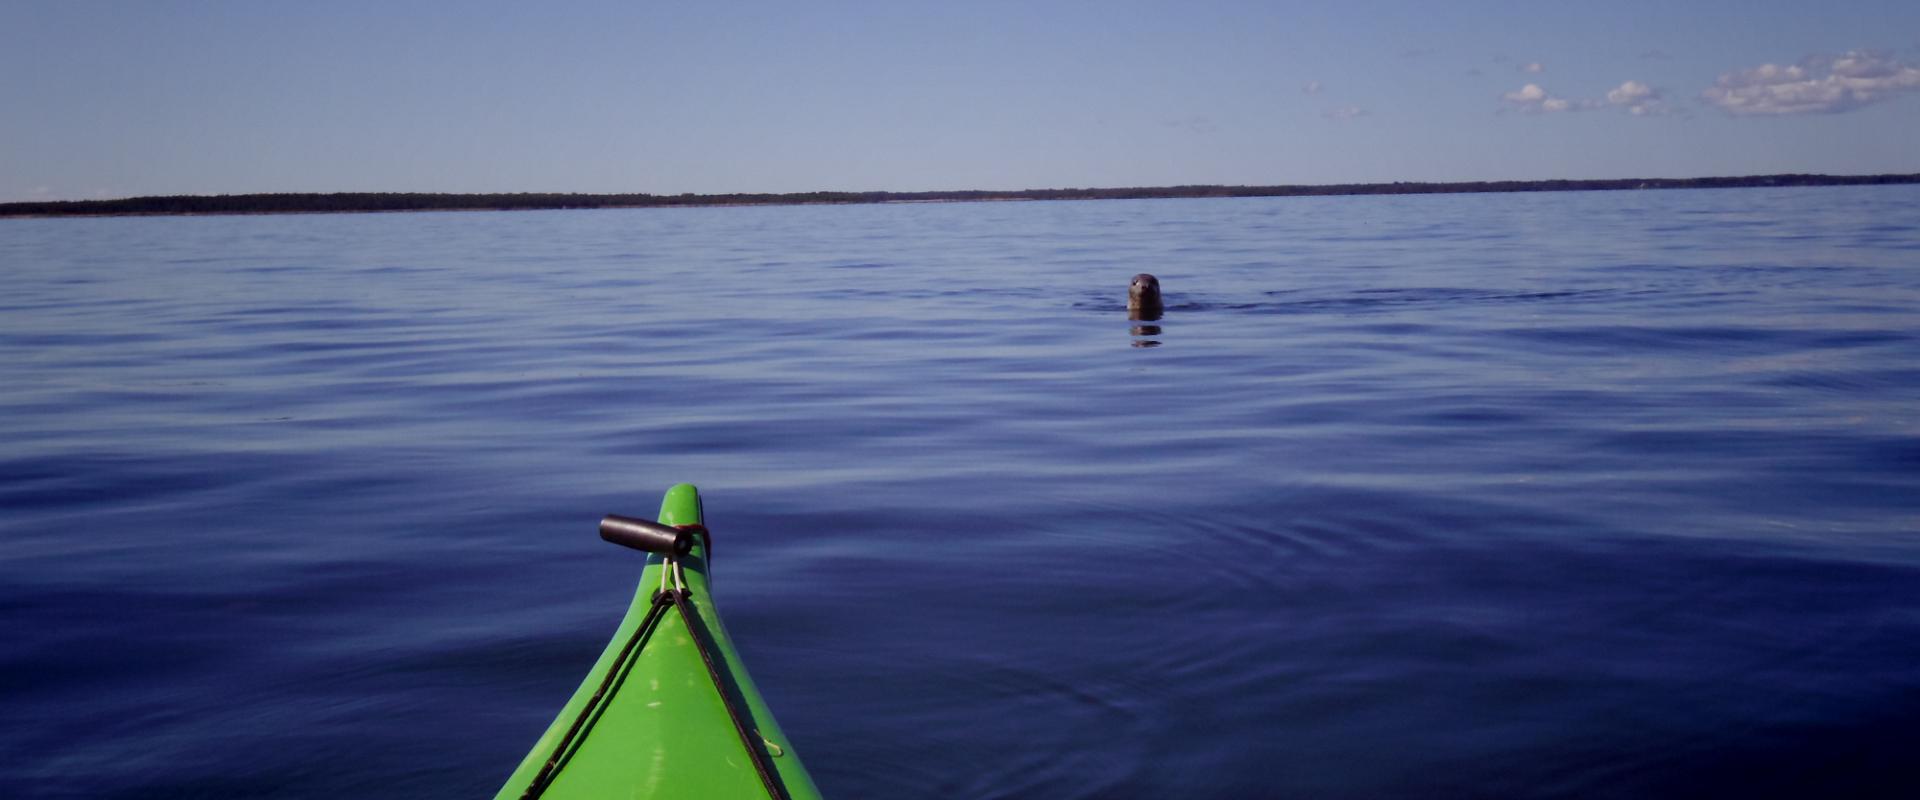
5 172 1918 218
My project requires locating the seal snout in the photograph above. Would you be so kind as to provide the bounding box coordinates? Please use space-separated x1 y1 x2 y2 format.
1128 273 1163 317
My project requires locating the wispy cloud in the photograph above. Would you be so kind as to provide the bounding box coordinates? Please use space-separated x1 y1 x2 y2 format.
1702 51 1920 115
0 186 57 203
1520 61 1545 74
1640 49 1672 61
1164 115 1219 134
1302 80 1323 95
1323 105 1369 121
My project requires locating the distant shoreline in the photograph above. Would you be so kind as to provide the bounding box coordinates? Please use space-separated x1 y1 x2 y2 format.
4 172 1917 218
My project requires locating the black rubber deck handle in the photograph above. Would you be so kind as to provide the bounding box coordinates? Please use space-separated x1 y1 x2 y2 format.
599 514 692 557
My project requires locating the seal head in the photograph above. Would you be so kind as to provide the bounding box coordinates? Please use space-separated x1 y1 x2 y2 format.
1128 273 1163 320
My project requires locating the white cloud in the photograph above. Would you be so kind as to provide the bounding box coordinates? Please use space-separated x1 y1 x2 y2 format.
1503 80 1670 116
1521 61 1545 74
1323 105 1369 121
1606 80 1655 104
1605 80 1667 115
1702 51 1920 115
1501 83 1592 113
1504 83 1546 103
1302 80 1323 95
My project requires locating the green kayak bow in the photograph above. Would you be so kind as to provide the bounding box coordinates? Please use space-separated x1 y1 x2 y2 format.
496 484 822 799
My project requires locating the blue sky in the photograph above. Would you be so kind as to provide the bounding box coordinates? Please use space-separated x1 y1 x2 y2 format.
5 0 1919 201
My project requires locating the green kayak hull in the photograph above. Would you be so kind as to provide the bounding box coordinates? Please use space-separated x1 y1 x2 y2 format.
495 484 823 799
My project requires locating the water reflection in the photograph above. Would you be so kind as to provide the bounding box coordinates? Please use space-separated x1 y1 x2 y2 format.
1129 307 1162 348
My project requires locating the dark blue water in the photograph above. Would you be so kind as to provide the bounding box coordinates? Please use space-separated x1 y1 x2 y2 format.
4 187 1919 799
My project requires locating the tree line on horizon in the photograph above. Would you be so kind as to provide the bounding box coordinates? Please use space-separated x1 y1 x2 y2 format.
4 173 1916 217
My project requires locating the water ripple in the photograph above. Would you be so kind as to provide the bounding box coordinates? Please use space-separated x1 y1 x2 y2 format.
3 187 1920 798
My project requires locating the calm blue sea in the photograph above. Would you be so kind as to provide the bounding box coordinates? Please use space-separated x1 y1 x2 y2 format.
4 186 1919 799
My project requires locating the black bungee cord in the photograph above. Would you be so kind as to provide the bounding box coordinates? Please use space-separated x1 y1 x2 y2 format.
521 518 785 800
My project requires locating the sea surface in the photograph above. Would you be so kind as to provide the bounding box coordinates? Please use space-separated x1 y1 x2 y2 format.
4 186 1919 799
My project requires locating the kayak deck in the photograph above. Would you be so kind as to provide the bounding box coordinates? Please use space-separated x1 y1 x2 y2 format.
495 484 822 799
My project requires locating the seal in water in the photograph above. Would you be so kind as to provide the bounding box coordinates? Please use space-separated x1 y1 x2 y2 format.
1128 273 1163 321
